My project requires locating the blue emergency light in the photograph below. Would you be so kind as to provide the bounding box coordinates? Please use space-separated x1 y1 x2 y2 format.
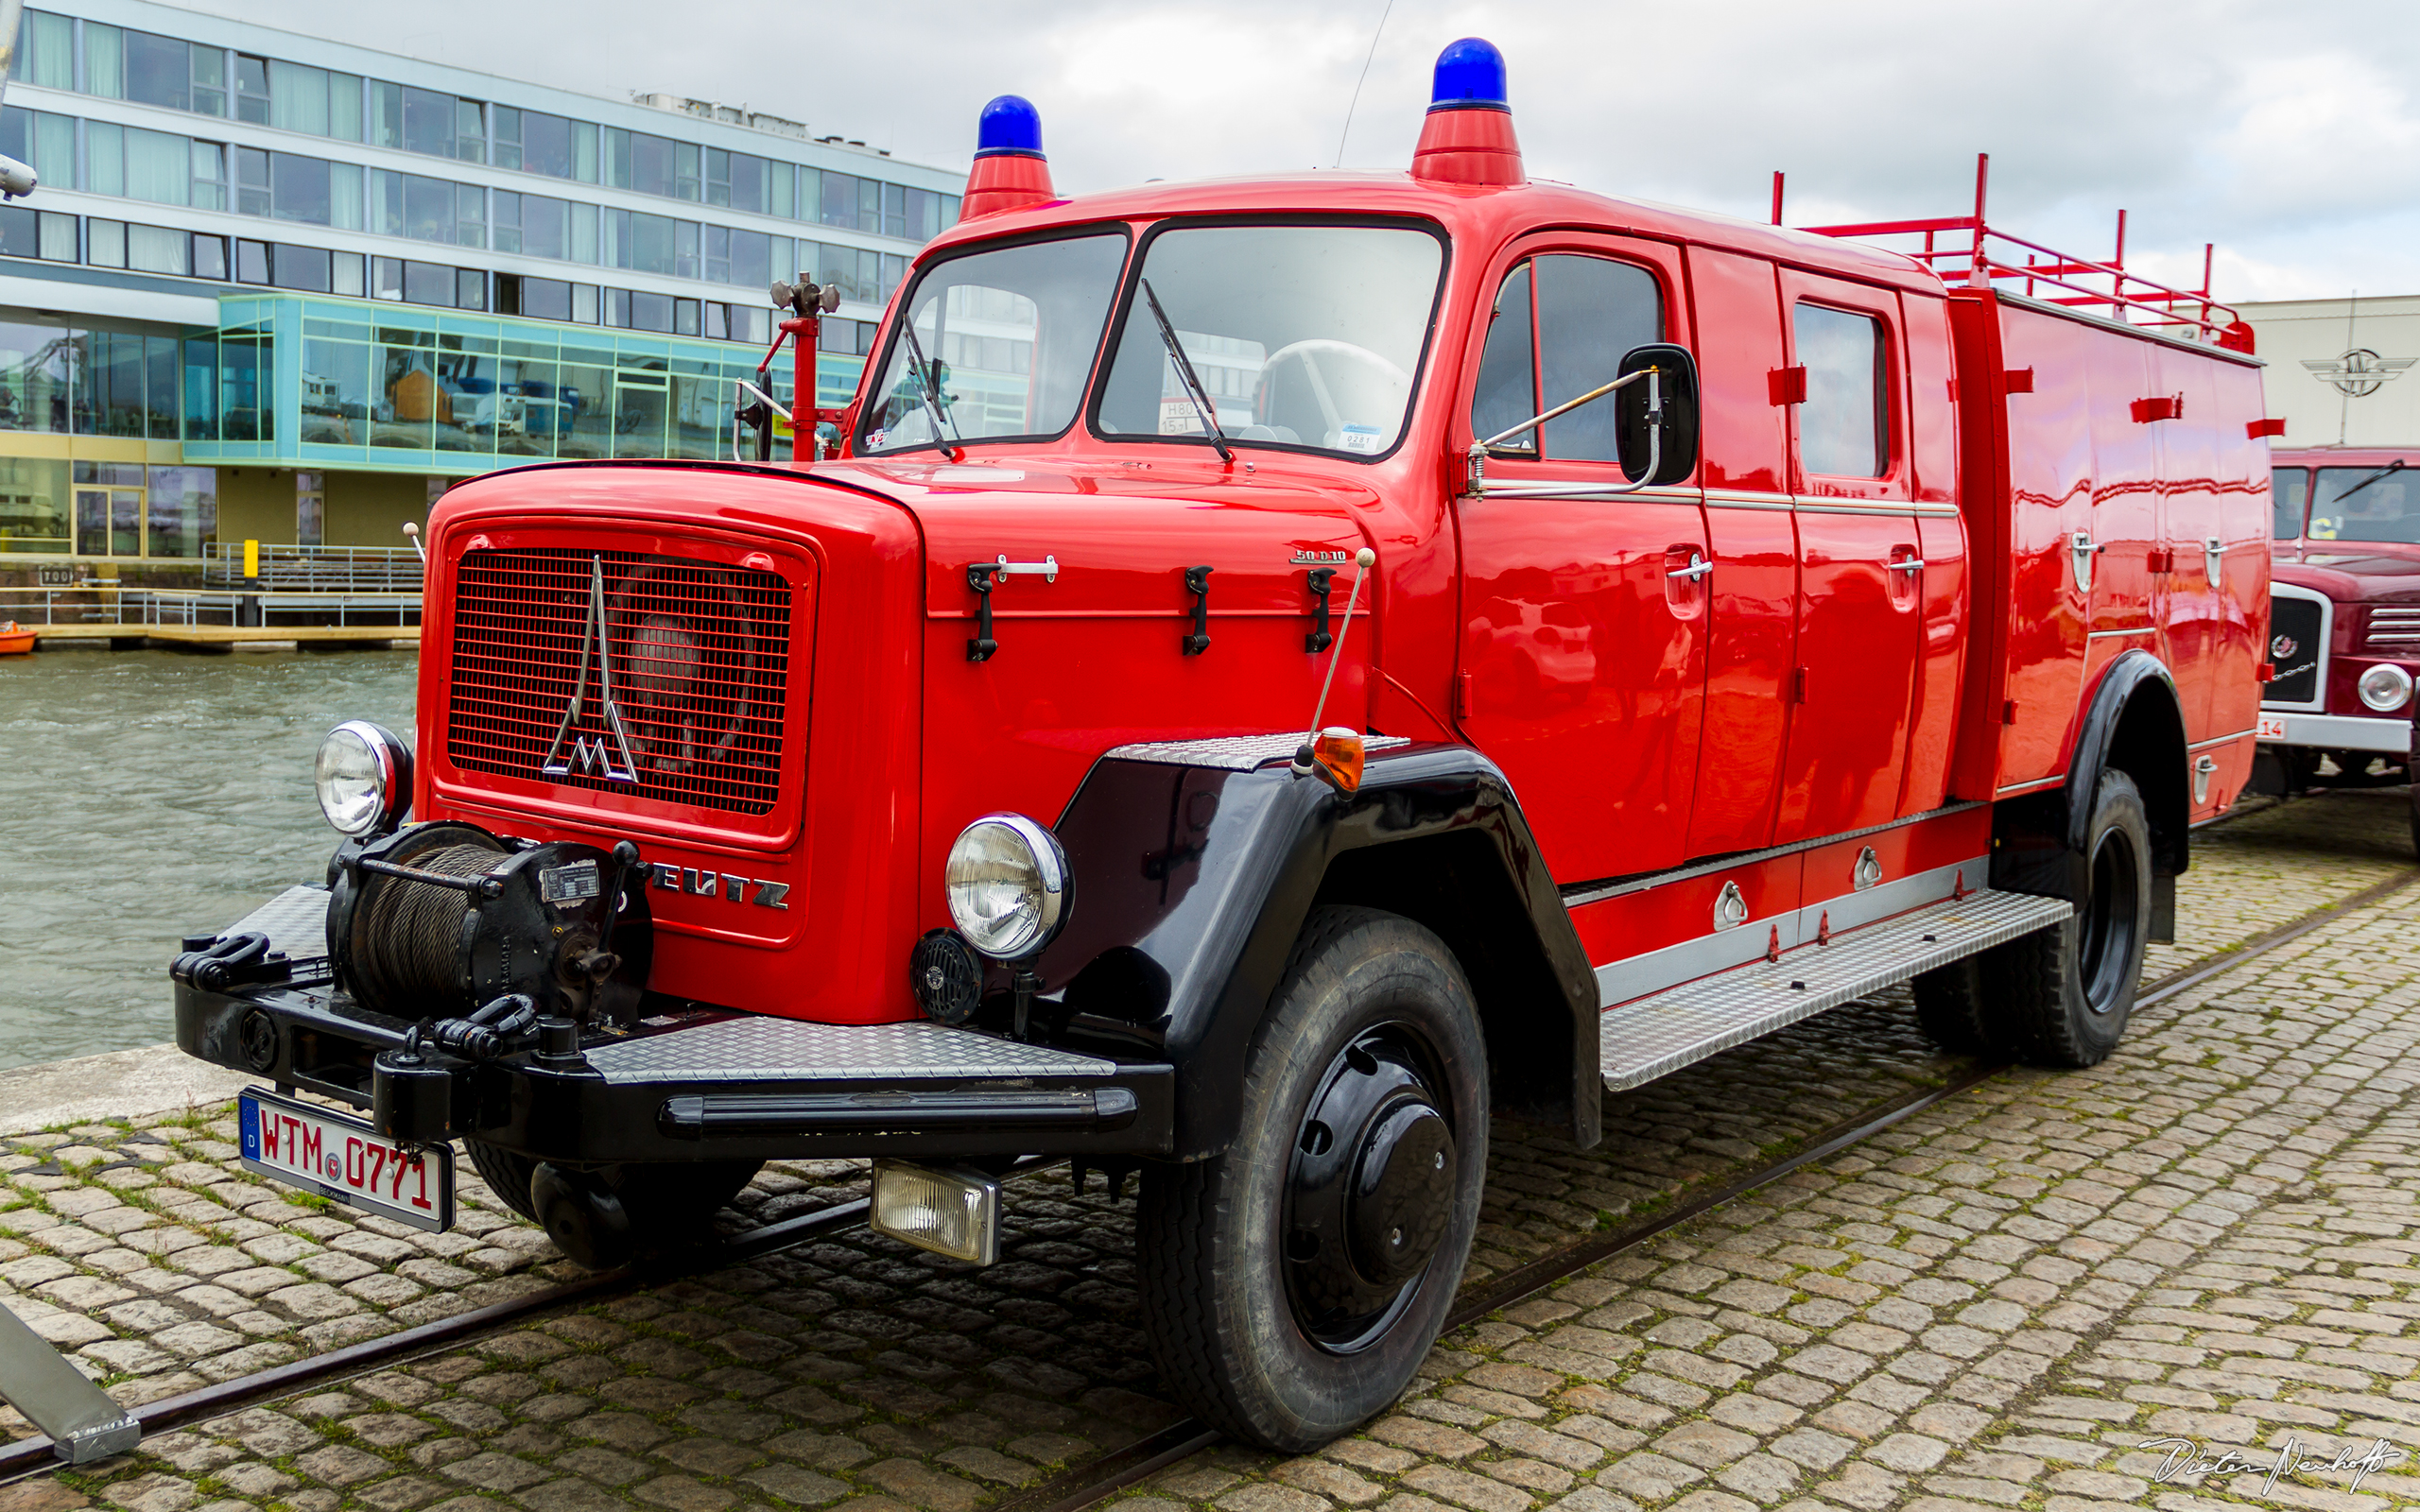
1428 38 1509 112
975 95 1046 159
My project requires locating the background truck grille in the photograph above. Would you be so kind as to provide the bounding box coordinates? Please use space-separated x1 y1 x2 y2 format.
447 548 791 815
2365 605 2420 652
2266 593 2325 707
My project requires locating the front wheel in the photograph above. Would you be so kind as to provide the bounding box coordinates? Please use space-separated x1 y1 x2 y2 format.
1137 906 1487 1452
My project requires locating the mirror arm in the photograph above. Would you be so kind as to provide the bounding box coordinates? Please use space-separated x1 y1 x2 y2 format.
1467 368 1667 501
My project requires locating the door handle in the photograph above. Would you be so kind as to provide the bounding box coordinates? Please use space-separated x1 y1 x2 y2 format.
1886 558 1926 573
2071 530 2101 592
1667 554 1712 581
2204 535 2223 589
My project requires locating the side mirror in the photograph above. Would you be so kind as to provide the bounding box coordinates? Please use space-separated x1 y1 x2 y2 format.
1616 344 1699 487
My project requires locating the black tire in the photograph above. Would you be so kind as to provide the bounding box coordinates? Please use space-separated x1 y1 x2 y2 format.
1136 906 1487 1452
1910 955 2002 1057
464 1139 762 1264
1988 769 2152 1067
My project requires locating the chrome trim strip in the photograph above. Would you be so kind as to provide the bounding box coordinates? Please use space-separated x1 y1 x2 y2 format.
1995 774 2066 797
2087 627 2158 639
1561 801 1985 908
2188 728 2256 750
1594 855 1988 1008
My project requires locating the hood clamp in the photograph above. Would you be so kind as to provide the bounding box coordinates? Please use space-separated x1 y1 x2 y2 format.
1184 566 1214 655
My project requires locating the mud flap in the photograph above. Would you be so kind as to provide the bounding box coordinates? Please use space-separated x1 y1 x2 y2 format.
2149 872 2176 945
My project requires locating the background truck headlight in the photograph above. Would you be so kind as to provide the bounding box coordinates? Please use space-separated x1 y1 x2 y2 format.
944 813 1067 960
315 720 412 836
2359 662 2413 713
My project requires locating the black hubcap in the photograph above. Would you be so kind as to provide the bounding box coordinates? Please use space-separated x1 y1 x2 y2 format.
1282 1024 1456 1352
2078 824 2140 1014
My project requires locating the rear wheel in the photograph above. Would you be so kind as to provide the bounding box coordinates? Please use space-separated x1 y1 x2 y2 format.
1137 906 1486 1452
465 1141 762 1269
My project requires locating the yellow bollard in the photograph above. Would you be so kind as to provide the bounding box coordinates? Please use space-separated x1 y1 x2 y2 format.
243 539 259 578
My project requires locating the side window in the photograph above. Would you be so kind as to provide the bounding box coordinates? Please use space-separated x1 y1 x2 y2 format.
1794 301 1888 478
1536 255 1660 462
2271 467 2309 540
1470 254 1663 461
1469 263 1535 453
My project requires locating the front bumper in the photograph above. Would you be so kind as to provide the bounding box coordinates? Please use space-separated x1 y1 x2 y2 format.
176 887 1174 1164
2255 709 2414 755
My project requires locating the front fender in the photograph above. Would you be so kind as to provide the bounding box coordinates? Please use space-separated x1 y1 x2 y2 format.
1036 739 1598 1159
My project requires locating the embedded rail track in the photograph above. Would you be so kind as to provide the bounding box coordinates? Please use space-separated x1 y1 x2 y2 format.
4 861 2411 1489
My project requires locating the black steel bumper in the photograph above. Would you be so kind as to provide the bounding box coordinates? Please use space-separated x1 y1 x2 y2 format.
174 900 1174 1166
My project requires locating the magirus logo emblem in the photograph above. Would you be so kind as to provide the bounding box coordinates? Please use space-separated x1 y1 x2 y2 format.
541 557 641 783
2271 633 2301 660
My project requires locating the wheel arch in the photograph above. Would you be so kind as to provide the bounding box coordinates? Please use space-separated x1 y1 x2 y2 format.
1991 649 2189 907
1039 741 1599 1160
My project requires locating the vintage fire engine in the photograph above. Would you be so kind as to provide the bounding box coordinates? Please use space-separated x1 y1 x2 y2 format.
2257 446 2420 842
172 40 2273 1450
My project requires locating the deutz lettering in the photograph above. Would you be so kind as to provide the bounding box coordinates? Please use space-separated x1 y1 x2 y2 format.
646 860 788 910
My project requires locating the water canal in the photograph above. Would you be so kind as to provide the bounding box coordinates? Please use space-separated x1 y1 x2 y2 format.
0 644 416 1072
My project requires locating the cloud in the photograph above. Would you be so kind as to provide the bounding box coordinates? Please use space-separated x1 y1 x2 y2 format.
183 0 2420 301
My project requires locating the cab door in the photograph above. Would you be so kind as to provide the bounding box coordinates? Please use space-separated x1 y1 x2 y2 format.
1772 271 1925 843
1453 236 1709 883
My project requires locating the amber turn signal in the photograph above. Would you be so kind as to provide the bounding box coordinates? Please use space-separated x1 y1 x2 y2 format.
1310 727 1365 793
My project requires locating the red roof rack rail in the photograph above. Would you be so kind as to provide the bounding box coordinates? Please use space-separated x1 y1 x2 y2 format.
1787 153 2254 353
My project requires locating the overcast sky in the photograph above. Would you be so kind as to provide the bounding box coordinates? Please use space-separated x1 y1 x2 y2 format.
184 0 2420 304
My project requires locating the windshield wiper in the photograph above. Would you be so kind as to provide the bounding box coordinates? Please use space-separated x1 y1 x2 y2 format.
2333 457 2407 502
1139 278 1234 463
891 318 963 458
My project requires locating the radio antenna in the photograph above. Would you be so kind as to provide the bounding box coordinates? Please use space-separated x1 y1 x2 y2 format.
1291 546 1375 777
1333 0 1396 168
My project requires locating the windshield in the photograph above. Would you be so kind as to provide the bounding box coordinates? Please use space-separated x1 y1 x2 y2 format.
1095 222 1444 459
2309 464 2420 544
858 232 1126 455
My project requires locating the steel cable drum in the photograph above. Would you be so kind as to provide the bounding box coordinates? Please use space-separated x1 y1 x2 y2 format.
330 821 652 1024
339 826 510 1014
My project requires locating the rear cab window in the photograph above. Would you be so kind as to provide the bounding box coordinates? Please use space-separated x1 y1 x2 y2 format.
1792 301 1890 480
2272 467 2309 540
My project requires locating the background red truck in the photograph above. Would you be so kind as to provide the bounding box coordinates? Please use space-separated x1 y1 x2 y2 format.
173 38 2273 1451
2258 446 2420 843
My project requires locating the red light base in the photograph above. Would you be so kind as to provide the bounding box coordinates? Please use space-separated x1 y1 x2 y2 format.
1410 107 1524 188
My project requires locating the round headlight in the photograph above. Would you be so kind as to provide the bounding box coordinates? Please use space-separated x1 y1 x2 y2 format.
315 720 413 837
2359 662 2413 713
944 813 1068 961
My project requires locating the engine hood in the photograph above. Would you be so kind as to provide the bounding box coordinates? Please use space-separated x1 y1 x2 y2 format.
2273 549 2420 604
812 454 1377 623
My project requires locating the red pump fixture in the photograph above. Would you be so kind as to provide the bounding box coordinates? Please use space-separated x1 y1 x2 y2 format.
1410 37 1523 187
960 94 1056 219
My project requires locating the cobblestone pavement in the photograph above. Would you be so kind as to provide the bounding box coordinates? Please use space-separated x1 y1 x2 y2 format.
5 787 2411 1512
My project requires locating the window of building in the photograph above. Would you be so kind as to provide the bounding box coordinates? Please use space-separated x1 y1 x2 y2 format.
192 46 228 117
193 233 228 280
235 239 268 284
86 121 124 197
1792 301 1889 478
124 30 191 112
2 205 38 259
17 10 73 93
457 99 486 163
82 23 122 98
267 60 330 135
271 154 336 225
233 146 269 216
296 472 323 546
0 107 78 194
458 268 486 310
509 109 577 180
334 250 365 297
147 466 216 557
401 260 453 306
234 54 269 123
404 85 453 157
38 212 75 262
458 184 486 248
272 244 331 292
128 223 186 275
573 284 598 324
0 318 74 438
193 140 228 209
87 218 125 267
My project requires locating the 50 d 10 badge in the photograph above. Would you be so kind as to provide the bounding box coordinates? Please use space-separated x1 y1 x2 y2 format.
645 861 789 911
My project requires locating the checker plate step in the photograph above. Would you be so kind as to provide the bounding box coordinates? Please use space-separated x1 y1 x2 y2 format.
1600 888 2073 1091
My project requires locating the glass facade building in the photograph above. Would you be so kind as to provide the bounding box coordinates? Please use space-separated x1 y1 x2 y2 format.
0 0 959 559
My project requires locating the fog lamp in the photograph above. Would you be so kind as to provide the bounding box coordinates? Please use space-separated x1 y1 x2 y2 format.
944 813 1068 960
870 1160 1001 1265
2359 662 2412 713
315 720 412 837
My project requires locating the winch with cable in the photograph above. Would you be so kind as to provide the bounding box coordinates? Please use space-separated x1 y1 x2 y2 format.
326 820 652 1028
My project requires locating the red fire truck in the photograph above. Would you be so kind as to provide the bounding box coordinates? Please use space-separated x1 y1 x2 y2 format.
172 39 2273 1451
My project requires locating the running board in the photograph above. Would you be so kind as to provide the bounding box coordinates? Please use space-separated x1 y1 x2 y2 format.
1599 888 2073 1091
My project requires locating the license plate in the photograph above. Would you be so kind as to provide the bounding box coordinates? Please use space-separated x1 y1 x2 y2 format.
239 1088 454 1232
2256 714 2289 741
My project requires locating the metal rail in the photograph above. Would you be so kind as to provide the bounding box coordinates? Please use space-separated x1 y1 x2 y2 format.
4 866 2411 1487
0 587 422 629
